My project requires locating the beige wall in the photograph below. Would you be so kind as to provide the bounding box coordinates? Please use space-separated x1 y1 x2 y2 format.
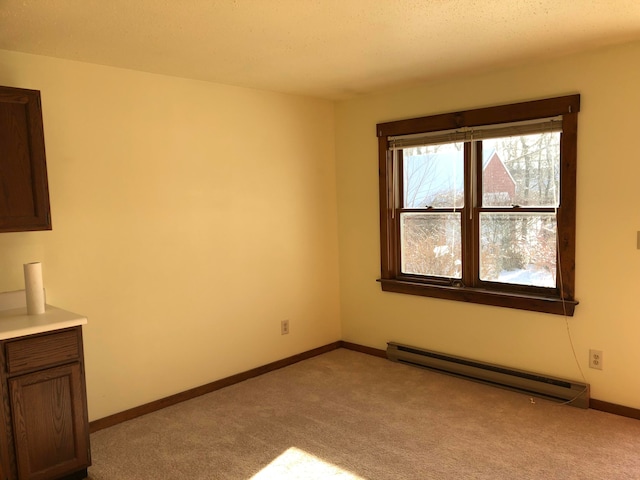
336 40 640 409
0 50 341 420
2 39 640 418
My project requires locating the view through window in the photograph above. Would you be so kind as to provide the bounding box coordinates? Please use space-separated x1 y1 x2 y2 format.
377 95 580 315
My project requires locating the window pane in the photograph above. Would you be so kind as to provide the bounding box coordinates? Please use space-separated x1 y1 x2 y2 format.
480 213 556 288
403 143 464 208
482 133 560 207
400 213 461 278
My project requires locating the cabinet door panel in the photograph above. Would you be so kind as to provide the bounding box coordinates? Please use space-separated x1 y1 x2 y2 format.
0 86 51 232
9 363 89 480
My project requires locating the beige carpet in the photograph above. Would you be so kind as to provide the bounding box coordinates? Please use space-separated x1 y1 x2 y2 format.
88 349 640 479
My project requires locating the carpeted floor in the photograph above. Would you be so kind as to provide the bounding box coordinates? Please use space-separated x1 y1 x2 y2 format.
87 349 640 479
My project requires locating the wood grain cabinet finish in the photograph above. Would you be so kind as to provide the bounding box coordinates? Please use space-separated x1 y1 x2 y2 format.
0 85 51 233
0 328 90 480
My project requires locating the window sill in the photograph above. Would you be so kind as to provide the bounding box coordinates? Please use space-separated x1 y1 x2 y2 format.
378 278 577 316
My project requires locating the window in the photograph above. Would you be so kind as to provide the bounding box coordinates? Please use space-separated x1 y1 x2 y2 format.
377 95 579 315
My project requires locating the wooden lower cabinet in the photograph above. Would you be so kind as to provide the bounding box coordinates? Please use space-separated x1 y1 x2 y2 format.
0 327 90 480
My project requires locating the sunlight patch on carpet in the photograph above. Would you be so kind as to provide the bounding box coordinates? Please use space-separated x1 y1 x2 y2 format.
250 447 365 479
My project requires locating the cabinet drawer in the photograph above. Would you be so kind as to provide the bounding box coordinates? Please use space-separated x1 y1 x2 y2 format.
5 328 80 376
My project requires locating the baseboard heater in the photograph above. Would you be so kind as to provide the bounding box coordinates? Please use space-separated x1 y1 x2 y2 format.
387 342 589 408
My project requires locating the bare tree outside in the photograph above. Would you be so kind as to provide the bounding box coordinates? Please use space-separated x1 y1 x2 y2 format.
399 133 560 287
400 143 463 277
480 133 560 287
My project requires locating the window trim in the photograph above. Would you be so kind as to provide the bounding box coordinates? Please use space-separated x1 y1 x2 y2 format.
377 95 580 316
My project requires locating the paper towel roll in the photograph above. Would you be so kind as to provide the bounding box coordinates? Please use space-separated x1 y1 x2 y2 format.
24 262 45 315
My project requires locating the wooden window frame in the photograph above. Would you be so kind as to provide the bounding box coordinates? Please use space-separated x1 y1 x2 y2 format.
376 95 580 316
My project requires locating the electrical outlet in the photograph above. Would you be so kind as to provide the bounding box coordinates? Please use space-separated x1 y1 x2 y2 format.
281 320 290 335
589 349 603 370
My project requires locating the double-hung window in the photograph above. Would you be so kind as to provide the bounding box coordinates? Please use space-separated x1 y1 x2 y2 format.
377 95 579 315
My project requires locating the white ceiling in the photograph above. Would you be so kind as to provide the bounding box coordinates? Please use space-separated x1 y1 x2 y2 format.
1 1 639 100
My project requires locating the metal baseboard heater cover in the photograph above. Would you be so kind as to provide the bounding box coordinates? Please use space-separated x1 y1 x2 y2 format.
387 342 589 408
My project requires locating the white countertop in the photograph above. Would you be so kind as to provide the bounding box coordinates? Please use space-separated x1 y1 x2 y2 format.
0 290 87 340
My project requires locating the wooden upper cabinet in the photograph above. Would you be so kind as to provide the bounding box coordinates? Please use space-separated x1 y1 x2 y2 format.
0 86 51 233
